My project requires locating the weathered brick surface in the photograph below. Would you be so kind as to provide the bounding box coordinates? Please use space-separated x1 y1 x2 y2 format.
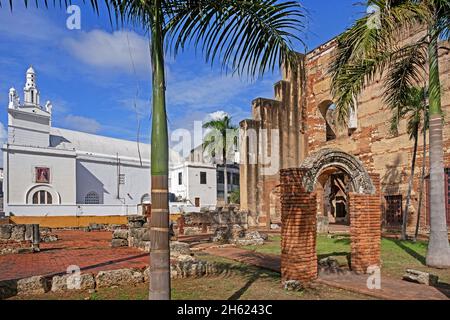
240 31 450 231
281 169 382 282
348 174 382 273
280 169 317 284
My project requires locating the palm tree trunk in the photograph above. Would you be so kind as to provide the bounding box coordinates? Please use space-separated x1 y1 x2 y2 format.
414 101 427 241
223 146 228 204
402 133 418 240
149 0 171 299
426 31 450 268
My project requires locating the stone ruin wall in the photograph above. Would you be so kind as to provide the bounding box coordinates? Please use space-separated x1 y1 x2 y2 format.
306 35 450 231
0 224 41 254
240 30 450 230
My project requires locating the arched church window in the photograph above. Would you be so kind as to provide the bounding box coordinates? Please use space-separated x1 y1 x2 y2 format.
318 101 337 141
32 190 52 204
85 192 100 204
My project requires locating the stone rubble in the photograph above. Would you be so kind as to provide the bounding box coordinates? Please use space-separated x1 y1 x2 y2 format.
318 256 346 274
170 241 191 257
0 252 226 298
0 224 43 255
95 268 144 288
403 269 439 286
17 275 50 295
283 280 303 291
212 224 267 246
51 273 96 292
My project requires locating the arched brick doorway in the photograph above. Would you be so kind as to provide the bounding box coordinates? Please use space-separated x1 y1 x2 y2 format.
280 149 381 284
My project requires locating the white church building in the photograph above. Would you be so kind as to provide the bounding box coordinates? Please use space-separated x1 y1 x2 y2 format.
2 67 186 223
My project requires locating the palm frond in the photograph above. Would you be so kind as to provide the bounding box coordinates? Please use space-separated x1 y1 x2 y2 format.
384 40 428 110
330 0 430 124
165 0 305 79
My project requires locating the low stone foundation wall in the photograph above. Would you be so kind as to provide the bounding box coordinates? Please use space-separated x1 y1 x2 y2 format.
178 206 248 236
0 224 40 255
0 255 225 299
112 216 150 251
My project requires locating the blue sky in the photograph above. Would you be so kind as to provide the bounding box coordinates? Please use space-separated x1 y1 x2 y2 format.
0 0 366 148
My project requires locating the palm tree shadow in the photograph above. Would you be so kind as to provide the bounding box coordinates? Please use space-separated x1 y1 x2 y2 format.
435 282 450 298
386 238 426 265
227 273 261 300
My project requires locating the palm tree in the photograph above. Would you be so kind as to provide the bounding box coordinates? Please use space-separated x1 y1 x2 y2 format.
203 115 238 205
330 0 450 268
389 87 428 240
4 0 305 298
415 88 429 241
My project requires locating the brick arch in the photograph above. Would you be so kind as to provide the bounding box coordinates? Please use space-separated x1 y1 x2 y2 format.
299 148 376 194
280 153 381 285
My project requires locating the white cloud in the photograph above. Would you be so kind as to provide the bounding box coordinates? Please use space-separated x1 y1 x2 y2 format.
62 114 101 134
208 110 229 121
63 30 151 75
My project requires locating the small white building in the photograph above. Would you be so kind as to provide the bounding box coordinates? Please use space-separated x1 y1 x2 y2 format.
2 67 182 220
188 142 240 203
169 162 217 211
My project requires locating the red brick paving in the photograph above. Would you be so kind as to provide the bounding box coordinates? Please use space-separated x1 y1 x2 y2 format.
0 230 149 281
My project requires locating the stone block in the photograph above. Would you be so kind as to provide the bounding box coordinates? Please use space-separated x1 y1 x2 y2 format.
95 269 143 288
0 225 12 240
10 225 26 241
141 229 151 241
170 241 191 256
51 273 96 292
25 225 34 241
283 280 303 291
0 280 19 299
113 229 129 240
17 276 50 295
403 269 439 286
143 267 150 282
111 239 128 248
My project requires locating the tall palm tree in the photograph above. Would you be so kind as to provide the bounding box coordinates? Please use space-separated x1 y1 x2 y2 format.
330 0 450 268
415 88 429 241
203 115 238 204
4 0 305 298
389 87 428 240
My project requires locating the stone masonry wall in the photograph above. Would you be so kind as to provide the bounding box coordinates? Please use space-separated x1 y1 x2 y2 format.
0 224 40 254
240 29 450 231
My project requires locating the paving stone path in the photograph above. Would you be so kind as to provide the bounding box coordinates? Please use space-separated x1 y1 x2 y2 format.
203 246 449 300
0 230 149 281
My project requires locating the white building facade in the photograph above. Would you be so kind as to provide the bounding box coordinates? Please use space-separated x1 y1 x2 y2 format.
169 162 217 212
2 67 182 218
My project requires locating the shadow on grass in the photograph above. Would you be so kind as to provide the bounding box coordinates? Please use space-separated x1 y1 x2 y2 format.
227 273 262 300
435 282 450 299
385 238 426 265
331 237 351 245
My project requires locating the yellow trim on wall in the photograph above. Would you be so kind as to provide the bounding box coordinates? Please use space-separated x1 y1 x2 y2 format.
9 214 181 228
9 216 128 228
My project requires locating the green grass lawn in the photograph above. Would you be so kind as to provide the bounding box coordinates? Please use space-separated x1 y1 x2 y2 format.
243 234 450 284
